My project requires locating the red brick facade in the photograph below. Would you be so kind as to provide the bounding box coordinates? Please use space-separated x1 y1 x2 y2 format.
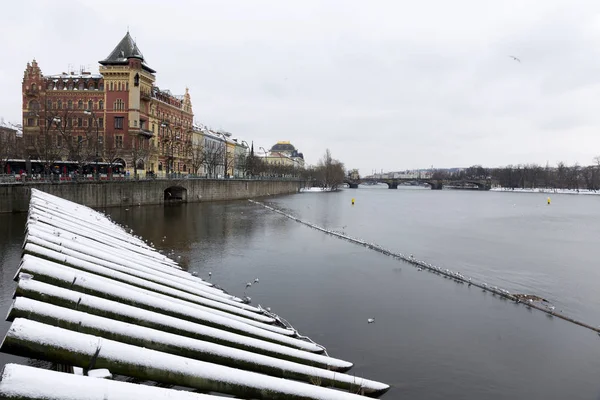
21 32 194 175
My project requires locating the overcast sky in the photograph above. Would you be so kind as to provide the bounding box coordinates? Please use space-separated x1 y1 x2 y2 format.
2 0 600 173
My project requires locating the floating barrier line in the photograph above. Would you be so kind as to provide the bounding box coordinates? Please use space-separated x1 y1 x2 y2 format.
250 200 600 336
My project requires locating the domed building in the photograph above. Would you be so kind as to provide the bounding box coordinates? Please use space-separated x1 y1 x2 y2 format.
264 141 305 168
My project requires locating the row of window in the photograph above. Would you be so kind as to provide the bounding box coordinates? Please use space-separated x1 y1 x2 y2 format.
35 99 105 111
26 117 104 128
45 81 104 91
26 134 124 148
107 81 129 91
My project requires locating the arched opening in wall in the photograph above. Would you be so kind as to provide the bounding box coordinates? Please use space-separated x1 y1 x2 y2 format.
136 159 145 170
164 186 187 203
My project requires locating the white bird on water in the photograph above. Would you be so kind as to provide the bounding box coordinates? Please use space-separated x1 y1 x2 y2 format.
254 278 259 284
367 318 375 324
245 282 252 289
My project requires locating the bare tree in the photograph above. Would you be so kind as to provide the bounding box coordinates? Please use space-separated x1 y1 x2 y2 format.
188 139 205 176
50 108 96 174
32 112 65 176
202 143 224 178
101 137 124 177
0 127 22 173
314 149 345 190
222 145 236 178
130 136 153 179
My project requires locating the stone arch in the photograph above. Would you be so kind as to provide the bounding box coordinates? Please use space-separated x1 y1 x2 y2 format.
164 186 187 203
113 158 126 168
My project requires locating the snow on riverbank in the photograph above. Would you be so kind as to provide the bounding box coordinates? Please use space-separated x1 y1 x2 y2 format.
300 187 336 192
491 187 600 195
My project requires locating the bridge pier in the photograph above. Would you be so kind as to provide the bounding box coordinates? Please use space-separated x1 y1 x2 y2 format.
348 183 359 189
387 182 398 189
430 181 443 190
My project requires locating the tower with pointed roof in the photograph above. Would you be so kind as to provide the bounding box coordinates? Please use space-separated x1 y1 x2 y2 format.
21 31 195 176
99 31 157 172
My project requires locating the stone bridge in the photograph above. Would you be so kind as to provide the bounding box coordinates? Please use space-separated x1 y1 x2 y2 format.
344 178 492 190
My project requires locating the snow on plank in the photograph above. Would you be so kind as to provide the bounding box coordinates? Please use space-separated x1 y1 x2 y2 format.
25 224 242 304
0 363 221 400
23 240 266 319
8 297 387 395
14 279 337 363
2 319 387 399
16 255 301 342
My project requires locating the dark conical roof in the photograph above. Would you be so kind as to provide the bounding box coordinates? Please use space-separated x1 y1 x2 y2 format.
99 32 155 73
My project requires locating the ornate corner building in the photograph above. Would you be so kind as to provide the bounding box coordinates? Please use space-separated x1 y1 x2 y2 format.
21 32 194 176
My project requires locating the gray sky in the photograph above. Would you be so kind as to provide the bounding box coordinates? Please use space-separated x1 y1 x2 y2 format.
2 0 600 174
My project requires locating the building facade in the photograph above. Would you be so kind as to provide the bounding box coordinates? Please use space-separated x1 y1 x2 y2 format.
265 141 305 169
21 32 194 177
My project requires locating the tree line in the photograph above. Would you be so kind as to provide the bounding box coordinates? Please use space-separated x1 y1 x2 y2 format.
432 160 600 190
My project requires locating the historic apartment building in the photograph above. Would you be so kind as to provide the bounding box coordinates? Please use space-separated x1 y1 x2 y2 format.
21 32 194 176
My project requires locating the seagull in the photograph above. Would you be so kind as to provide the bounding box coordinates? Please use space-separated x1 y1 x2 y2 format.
191 271 197 277
547 305 555 311
254 278 259 284
417 268 422 271
367 318 375 324
509 55 521 63
208 272 212 279
245 282 252 289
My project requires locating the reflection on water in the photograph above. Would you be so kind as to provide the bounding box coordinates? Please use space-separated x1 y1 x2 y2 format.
1 189 600 399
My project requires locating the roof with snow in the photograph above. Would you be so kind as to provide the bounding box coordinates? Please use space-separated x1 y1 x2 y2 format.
0 119 23 137
99 32 155 73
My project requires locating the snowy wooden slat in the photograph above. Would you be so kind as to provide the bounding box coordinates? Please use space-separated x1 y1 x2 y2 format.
25 225 241 304
14 279 339 363
2 319 385 399
29 202 164 263
8 298 388 393
23 243 267 320
16 256 301 342
0 363 221 400
26 212 195 280
24 226 244 305
29 191 151 249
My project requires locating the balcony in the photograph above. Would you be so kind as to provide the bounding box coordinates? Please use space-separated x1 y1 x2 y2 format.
141 91 152 101
139 129 154 138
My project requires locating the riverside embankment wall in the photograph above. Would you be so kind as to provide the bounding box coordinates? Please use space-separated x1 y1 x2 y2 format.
0 179 303 213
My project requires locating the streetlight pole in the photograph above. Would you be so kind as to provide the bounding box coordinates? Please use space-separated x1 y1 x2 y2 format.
83 110 99 179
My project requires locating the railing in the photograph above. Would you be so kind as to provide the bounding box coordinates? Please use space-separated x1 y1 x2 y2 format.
0 173 304 184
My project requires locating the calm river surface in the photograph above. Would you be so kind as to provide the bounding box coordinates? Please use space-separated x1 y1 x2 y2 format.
1 186 600 399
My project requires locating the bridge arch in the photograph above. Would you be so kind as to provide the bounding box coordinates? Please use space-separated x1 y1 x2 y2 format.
164 186 188 203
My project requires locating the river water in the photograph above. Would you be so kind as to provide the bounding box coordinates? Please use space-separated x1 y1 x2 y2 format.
1 186 599 399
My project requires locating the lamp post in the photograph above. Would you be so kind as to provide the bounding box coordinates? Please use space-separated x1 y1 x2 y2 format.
83 110 99 179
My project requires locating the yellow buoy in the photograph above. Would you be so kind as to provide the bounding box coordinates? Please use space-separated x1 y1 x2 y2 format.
351 198 355 205
547 197 551 205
